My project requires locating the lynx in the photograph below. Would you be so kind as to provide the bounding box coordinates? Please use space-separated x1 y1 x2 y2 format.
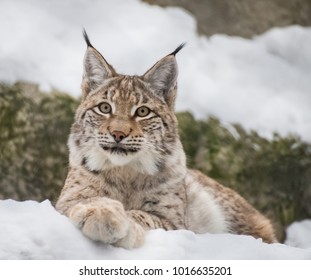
56 31 277 249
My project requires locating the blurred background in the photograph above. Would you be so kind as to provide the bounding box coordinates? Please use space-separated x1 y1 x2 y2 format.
1 0 311 241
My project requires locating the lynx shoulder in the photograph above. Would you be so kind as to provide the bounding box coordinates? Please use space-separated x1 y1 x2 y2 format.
56 31 277 248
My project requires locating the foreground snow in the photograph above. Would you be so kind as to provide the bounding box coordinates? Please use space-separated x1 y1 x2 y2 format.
0 200 310 260
0 0 310 140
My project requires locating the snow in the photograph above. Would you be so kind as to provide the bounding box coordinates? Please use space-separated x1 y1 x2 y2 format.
0 199 310 260
285 220 311 249
0 0 311 140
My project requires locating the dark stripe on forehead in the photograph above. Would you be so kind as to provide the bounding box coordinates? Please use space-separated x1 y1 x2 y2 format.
109 76 141 103
131 77 147 103
120 77 134 99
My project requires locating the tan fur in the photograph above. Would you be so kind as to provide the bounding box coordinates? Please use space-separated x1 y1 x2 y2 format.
56 34 277 248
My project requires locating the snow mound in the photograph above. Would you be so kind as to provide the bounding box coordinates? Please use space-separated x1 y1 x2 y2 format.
285 220 311 249
1 200 310 260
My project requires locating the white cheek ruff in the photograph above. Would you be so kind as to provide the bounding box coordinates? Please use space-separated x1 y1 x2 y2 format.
68 133 109 170
85 146 110 170
131 150 159 175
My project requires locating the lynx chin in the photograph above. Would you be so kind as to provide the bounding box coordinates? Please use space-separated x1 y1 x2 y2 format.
56 31 277 249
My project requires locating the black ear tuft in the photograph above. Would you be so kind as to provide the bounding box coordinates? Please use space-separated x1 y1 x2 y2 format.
82 30 117 96
169 42 186 56
83 28 93 48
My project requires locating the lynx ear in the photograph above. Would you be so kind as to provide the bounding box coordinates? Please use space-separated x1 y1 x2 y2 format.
82 30 117 96
143 43 185 107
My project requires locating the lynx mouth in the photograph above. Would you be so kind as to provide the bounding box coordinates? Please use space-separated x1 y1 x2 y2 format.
100 144 139 155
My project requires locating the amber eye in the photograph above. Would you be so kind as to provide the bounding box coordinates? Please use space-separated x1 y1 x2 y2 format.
98 102 112 114
135 106 151 117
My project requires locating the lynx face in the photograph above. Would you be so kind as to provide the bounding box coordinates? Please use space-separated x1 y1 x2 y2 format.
68 33 184 175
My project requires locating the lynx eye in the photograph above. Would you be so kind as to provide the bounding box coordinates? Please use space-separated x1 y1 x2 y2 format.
98 102 112 114
135 106 151 117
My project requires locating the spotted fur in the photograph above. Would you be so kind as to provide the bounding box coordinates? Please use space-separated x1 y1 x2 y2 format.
56 32 277 248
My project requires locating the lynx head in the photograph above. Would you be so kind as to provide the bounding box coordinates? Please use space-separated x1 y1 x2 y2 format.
69 30 185 175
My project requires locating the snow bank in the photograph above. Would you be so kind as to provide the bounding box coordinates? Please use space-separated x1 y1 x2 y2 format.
0 200 310 260
0 0 310 140
285 220 311 249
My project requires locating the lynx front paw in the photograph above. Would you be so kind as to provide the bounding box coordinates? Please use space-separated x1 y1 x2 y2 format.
69 199 129 244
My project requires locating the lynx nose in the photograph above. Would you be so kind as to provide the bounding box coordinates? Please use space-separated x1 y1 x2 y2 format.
111 130 127 143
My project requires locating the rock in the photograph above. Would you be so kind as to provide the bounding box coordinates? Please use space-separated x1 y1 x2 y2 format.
143 0 311 38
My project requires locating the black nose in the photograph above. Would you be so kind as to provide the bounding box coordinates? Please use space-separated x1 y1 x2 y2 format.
111 130 126 143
